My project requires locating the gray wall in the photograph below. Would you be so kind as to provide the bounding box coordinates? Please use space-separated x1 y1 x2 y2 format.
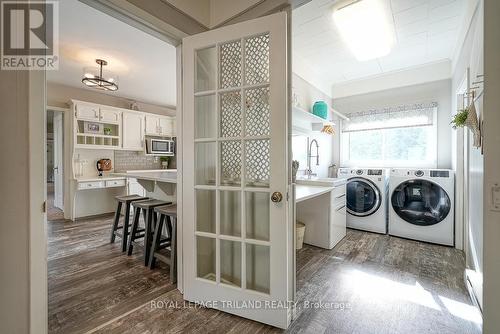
452 0 484 306
483 0 500 331
333 79 453 169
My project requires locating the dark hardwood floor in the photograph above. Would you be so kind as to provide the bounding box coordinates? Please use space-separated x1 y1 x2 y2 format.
48 215 481 334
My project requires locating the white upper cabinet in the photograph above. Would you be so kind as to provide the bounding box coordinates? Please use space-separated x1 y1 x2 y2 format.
145 114 175 137
76 103 100 121
122 112 145 151
99 108 121 124
159 116 173 136
145 114 161 136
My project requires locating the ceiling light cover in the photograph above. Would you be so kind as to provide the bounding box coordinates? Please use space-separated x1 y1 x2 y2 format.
333 0 395 61
82 59 119 91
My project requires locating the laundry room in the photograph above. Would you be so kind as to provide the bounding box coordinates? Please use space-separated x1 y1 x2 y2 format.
290 0 483 331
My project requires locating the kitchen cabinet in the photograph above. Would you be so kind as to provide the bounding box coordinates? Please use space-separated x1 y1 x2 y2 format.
145 114 160 135
122 112 145 151
76 103 100 121
76 103 121 124
99 108 121 124
145 114 174 136
159 117 173 136
128 178 146 197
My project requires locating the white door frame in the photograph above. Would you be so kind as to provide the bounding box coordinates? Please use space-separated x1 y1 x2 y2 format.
52 110 64 210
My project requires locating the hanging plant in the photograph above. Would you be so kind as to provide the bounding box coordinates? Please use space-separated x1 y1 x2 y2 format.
451 109 468 129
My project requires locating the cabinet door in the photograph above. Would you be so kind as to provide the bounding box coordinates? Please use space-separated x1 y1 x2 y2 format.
100 108 121 124
159 116 173 136
122 112 145 150
171 118 177 137
145 114 160 135
76 103 100 121
128 179 145 196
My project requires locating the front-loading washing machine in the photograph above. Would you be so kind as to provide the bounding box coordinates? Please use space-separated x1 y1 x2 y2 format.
338 168 389 234
388 168 454 246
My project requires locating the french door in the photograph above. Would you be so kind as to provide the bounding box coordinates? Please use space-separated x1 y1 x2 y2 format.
182 12 292 328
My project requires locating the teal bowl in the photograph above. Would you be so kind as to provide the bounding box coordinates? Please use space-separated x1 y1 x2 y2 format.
312 101 328 120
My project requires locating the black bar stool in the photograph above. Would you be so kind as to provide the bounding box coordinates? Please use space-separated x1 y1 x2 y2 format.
127 199 171 265
150 204 177 283
110 195 149 252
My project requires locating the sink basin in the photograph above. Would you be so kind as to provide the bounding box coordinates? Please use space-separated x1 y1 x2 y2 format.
296 177 346 187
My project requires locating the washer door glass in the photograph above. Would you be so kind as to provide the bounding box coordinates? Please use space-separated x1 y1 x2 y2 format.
346 178 381 217
391 179 451 226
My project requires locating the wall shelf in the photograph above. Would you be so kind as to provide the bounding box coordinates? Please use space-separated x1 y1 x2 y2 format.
292 106 335 134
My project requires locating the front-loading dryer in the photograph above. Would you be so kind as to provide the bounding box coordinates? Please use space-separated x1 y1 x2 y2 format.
388 168 454 246
338 168 388 234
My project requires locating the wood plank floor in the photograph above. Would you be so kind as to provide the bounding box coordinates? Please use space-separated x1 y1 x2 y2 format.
48 216 481 334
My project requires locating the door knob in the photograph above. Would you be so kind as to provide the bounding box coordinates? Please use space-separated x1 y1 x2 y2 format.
271 192 283 203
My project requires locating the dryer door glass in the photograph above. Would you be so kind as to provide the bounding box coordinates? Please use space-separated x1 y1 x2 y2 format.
391 180 451 226
346 178 381 217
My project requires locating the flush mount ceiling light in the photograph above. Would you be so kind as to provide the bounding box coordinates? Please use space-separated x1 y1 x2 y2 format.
82 59 119 91
332 0 395 61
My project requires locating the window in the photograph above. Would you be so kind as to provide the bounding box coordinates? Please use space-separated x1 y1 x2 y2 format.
341 103 437 168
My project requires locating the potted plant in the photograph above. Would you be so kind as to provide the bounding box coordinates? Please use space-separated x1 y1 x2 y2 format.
451 109 468 129
160 156 170 169
452 106 481 147
103 127 112 136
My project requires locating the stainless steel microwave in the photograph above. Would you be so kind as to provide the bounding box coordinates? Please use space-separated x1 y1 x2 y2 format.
145 138 175 156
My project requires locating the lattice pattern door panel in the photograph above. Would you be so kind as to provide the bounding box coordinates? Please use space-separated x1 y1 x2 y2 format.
194 31 272 293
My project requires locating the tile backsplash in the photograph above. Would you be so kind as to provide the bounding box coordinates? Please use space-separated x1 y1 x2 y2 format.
114 150 165 171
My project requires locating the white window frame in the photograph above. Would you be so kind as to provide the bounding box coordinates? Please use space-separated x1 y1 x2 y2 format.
339 109 438 168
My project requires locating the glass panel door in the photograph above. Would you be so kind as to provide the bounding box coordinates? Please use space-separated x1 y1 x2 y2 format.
194 32 273 290
182 12 290 329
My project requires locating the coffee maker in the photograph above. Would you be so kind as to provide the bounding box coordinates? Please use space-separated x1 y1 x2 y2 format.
96 159 112 177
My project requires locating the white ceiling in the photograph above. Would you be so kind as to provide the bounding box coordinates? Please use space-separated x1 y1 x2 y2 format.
47 0 177 107
293 0 467 93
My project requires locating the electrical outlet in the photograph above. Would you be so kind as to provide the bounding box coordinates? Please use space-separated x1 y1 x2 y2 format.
491 183 500 212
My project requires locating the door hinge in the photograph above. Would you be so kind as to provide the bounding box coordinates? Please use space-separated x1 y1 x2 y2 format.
42 201 47 213
287 192 289 201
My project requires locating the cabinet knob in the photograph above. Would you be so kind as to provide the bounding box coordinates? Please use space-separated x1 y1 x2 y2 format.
271 192 283 203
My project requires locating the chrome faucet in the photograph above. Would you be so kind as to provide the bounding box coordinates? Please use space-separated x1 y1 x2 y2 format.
305 138 319 179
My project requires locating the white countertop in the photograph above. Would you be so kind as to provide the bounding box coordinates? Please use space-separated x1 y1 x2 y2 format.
296 177 347 187
112 170 177 183
75 175 126 182
296 184 335 203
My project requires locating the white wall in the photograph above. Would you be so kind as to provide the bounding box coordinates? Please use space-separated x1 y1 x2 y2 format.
292 73 338 178
333 79 453 169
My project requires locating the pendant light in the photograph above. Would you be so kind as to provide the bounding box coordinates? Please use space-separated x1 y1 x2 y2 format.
82 59 119 91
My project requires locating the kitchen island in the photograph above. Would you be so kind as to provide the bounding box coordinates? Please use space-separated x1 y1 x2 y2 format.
113 170 177 203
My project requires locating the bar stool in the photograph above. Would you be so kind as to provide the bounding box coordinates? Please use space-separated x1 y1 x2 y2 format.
149 204 177 283
127 199 171 265
110 195 149 252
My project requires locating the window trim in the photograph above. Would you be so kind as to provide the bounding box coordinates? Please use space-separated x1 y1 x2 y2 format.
339 110 438 168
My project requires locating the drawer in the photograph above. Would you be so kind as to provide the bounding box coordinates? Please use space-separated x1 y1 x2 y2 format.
105 179 126 188
78 181 104 190
332 185 346 205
